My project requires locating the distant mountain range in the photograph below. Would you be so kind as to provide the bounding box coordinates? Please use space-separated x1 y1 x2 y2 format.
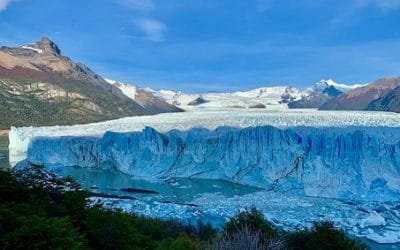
0 37 181 129
139 79 363 110
101 77 400 113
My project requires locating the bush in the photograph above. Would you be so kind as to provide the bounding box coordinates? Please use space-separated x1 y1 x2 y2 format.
83 207 142 250
286 221 367 250
213 224 285 250
158 234 200 250
224 206 278 239
0 215 87 250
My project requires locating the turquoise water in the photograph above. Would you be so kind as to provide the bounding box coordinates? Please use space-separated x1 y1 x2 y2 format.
48 166 261 203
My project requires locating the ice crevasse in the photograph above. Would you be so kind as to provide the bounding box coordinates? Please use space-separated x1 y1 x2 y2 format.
19 125 400 201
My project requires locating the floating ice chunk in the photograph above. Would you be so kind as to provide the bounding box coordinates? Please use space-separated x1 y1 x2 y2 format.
360 211 386 228
366 230 400 244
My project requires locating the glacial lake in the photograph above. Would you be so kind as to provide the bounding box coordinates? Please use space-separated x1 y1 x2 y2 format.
48 165 261 203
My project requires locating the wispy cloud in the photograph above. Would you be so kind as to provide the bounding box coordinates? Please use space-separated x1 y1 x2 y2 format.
135 18 166 42
356 0 400 11
0 0 13 12
118 0 166 42
118 0 154 11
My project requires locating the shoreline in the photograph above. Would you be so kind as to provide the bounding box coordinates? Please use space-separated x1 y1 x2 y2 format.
0 130 9 137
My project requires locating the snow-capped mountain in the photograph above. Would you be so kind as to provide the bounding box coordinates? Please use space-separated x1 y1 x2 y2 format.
149 86 303 109
288 79 363 109
105 79 183 114
313 79 365 93
320 77 400 112
107 78 366 111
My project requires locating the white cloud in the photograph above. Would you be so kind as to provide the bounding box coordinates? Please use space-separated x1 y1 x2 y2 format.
118 0 154 11
0 0 12 12
135 18 166 42
356 0 400 11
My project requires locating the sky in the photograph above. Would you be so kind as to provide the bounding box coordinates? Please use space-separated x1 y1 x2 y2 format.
0 0 400 92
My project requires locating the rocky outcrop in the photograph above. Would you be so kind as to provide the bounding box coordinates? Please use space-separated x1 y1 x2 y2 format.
187 97 209 106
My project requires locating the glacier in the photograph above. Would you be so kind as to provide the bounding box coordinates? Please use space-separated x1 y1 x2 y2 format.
9 109 400 166
8 109 400 245
22 125 400 201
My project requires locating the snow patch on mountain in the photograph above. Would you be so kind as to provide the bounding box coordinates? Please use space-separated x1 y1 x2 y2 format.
104 78 182 114
105 79 137 100
20 45 43 54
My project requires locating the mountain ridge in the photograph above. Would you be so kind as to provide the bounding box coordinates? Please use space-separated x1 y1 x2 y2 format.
0 37 179 129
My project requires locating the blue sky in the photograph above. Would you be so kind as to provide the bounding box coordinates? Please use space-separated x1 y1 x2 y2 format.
0 0 400 92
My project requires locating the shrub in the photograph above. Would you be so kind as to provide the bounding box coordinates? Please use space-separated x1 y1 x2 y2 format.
158 234 200 250
83 207 142 250
213 224 285 250
0 215 87 250
224 206 278 239
286 221 367 250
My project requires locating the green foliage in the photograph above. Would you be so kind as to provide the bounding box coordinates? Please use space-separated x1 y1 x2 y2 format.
286 221 367 250
83 207 141 249
158 234 200 250
1 216 87 250
224 206 278 239
196 220 217 241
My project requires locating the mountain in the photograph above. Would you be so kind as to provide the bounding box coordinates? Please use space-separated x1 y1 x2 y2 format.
320 77 400 111
368 85 400 112
0 37 151 129
105 79 183 114
288 79 363 109
150 86 303 109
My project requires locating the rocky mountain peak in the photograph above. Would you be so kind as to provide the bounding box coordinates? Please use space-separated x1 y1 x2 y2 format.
33 37 62 55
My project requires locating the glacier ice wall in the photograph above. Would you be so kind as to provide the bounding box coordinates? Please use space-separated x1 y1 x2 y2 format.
24 126 400 201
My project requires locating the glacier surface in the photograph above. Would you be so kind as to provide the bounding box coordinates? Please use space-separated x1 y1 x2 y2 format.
23 124 400 201
9 109 400 165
